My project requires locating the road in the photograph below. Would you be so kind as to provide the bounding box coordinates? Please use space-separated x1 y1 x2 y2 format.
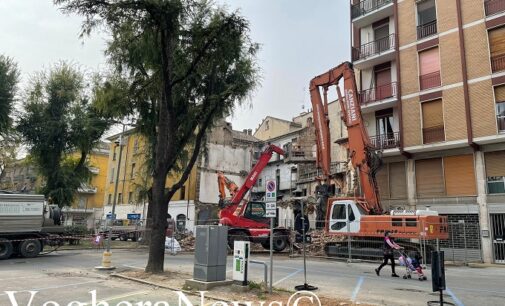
0 249 504 305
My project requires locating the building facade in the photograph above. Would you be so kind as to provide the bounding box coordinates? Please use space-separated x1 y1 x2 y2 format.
0 159 38 193
104 129 197 232
350 0 505 263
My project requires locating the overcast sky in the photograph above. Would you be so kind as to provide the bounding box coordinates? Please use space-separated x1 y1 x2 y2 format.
0 0 350 133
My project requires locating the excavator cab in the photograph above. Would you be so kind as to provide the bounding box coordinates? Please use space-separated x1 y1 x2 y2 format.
243 201 268 222
327 199 364 234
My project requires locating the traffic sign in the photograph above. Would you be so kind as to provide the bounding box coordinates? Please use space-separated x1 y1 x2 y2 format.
106 213 117 220
127 213 141 220
265 179 277 202
265 202 276 218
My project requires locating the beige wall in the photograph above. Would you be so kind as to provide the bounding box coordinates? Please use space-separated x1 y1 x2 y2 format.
254 117 296 141
402 98 422 147
470 80 497 138
398 0 416 46
443 87 467 141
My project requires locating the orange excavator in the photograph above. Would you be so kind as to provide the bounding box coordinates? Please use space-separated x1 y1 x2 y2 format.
309 62 448 253
217 144 291 251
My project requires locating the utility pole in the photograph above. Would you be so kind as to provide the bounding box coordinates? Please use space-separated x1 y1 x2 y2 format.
96 123 126 270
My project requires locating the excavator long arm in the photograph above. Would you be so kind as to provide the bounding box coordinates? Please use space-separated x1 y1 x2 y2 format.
230 144 285 205
309 61 382 214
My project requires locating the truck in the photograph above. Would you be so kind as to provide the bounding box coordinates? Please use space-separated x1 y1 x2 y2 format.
308 62 449 256
217 144 292 252
0 191 64 259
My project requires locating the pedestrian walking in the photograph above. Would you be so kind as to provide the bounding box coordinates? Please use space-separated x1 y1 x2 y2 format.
375 231 402 277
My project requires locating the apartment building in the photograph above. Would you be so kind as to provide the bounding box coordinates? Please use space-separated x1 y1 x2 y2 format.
104 129 197 232
350 0 505 263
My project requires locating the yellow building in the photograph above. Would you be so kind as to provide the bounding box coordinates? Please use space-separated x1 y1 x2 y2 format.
253 116 303 141
104 129 197 230
72 142 110 210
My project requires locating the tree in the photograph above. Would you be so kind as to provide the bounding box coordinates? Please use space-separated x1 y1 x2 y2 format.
55 0 260 273
0 55 20 177
17 63 111 206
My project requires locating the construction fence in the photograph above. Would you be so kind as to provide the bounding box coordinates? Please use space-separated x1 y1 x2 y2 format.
52 217 483 264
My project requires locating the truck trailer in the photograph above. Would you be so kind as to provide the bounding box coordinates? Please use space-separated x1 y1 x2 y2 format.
0 192 64 259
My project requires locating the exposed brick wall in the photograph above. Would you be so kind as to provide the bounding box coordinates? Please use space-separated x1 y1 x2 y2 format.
461 0 485 25
399 47 419 96
464 23 491 80
398 0 416 46
470 79 497 138
402 98 422 147
437 0 458 33
443 87 467 141
440 32 463 85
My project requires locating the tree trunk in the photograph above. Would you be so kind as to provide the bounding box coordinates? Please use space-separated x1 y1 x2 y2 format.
145 174 168 273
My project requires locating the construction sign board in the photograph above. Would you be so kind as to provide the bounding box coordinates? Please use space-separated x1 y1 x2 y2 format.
265 202 277 218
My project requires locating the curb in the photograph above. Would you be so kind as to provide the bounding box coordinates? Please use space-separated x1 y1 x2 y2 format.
110 273 234 304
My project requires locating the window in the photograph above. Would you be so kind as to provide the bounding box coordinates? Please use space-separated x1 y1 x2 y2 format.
131 163 136 179
422 99 444 143
110 168 115 183
117 193 122 204
258 179 263 187
244 202 266 219
332 204 346 220
348 205 355 222
108 194 112 205
495 85 505 132
180 185 186 200
406 218 417 227
373 18 390 53
485 151 505 194
416 158 445 197
417 0 437 39
416 155 477 197
375 108 394 148
392 218 403 227
265 120 269 130
128 191 133 203
419 48 441 90
376 162 407 200
488 26 505 73
113 146 117 160
133 139 139 154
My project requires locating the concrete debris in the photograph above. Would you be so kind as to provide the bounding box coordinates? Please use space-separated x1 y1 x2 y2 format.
293 229 345 256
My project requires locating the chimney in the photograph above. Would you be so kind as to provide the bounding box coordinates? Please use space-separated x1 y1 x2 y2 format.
243 129 247 133
248 129 252 135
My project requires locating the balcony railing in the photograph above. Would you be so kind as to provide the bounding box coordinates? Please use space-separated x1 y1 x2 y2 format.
423 125 445 144
352 34 396 61
351 0 393 19
491 54 505 73
419 71 441 90
359 82 397 105
417 20 437 40
485 0 505 16
369 132 400 149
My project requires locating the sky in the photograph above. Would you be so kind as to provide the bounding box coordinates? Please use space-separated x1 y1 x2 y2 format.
0 0 350 133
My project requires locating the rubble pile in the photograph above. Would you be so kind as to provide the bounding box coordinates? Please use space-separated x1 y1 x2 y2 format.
293 229 345 256
178 234 195 252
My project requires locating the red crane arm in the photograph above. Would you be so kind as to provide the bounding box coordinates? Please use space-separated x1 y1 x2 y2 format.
230 144 285 205
309 61 382 214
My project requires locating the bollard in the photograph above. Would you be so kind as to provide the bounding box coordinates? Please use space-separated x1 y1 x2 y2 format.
95 251 116 270
427 251 454 306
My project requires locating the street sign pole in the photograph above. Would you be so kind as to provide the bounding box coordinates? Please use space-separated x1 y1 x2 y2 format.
265 179 277 294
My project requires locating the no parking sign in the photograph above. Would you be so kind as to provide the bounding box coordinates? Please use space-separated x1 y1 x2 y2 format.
265 179 276 202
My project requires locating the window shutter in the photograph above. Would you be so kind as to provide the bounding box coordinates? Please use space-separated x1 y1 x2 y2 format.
422 99 443 128
495 85 505 103
485 151 505 177
376 165 390 199
419 47 440 75
416 158 445 197
444 155 476 196
389 161 407 199
489 26 505 58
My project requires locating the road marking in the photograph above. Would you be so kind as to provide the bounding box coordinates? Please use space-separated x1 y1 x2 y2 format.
351 276 364 302
86 290 151 304
273 269 303 286
0 280 103 296
446 288 465 306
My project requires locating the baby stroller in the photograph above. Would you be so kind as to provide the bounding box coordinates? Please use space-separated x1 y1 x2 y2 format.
398 250 427 281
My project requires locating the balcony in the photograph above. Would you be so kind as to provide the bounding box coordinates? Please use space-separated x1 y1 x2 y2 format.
491 54 505 73
77 183 97 194
351 0 394 28
283 143 316 164
359 82 397 108
417 20 437 40
353 34 396 61
369 132 400 149
423 125 445 144
419 71 441 91
485 0 505 17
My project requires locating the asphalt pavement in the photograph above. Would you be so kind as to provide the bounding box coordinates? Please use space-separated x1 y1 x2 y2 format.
0 249 504 306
